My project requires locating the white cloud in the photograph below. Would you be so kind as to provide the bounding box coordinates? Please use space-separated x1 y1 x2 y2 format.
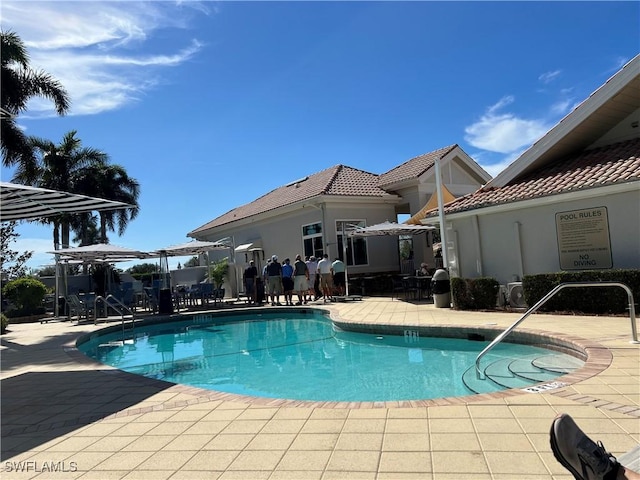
538 69 561 84
8 237 57 270
1 1 209 116
464 96 551 154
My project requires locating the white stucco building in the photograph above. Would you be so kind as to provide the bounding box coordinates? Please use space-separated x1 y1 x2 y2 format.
188 146 490 295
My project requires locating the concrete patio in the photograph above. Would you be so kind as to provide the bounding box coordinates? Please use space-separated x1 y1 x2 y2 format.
1 297 638 479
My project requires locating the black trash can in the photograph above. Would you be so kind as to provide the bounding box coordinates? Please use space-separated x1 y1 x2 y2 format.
158 288 173 315
431 269 451 308
58 296 66 316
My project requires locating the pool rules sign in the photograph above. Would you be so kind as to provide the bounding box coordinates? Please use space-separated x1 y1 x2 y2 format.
555 207 612 270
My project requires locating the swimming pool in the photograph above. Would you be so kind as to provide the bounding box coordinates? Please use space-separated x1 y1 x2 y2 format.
77 309 583 402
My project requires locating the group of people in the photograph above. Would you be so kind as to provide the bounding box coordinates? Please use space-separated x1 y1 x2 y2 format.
242 253 347 306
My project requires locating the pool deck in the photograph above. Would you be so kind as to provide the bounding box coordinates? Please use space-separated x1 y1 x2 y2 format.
2 297 638 479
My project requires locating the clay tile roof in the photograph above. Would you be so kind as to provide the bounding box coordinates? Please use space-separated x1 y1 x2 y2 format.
377 145 457 187
440 138 640 215
190 165 393 233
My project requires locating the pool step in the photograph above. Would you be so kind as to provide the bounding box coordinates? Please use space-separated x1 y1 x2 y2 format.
485 358 542 389
531 354 584 374
462 353 584 395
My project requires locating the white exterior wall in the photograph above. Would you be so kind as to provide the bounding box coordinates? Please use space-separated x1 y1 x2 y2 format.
448 188 639 285
200 201 401 294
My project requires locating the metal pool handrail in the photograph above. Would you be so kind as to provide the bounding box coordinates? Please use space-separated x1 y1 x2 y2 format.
94 294 135 337
475 282 638 380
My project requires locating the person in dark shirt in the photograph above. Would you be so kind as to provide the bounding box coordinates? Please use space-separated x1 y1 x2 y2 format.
293 254 309 305
266 255 283 306
243 260 258 304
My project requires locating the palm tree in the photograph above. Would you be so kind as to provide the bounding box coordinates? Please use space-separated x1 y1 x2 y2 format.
1 30 70 166
74 163 141 243
12 130 108 249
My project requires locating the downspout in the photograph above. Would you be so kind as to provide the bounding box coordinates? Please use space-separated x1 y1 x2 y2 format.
435 157 449 269
471 215 483 276
513 221 524 281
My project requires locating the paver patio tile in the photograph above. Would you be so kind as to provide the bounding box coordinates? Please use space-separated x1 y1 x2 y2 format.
217 470 272 479
484 451 548 475
276 450 331 470
473 417 524 433
289 433 339 450
430 432 480 451
161 434 214 451
181 420 230 435
82 436 137 452
378 451 432 473
92 451 154 471
227 449 285 470
321 471 374 480
336 432 384 450
385 418 429 433
428 418 474 433
202 433 254 451
245 433 297 450
259 419 306 434
477 432 536 451
120 470 175 479
180 450 239 471
122 435 176 451
340 419 386 433
326 450 380 471
431 450 488 474
299 419 345 434
135 449 196 470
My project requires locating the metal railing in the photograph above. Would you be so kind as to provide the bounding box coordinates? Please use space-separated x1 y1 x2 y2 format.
475 282 637 380
94 294 135 334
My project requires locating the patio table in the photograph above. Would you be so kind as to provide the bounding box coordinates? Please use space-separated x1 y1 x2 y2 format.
403 276 432 299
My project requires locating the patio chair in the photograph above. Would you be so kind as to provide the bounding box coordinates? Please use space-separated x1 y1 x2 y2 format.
66 294 94 322
200 283 214 305
144 287 159 313
213 287 225 305
188 284 202 306
391 276 405 300
403 277 420 300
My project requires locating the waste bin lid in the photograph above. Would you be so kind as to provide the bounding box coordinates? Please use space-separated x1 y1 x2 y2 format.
432 269 449 281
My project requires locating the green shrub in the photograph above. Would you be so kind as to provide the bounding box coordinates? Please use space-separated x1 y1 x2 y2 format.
523 269 639 314
1 313 8 334
451 277 473 310
451 277 499 310
472 278 501 309
2 277 48 316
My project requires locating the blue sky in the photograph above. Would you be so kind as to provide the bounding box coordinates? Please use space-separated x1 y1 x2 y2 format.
1 1 638 271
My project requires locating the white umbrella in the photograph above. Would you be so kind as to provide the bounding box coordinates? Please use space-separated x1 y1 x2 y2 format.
348 221 435 237
149 239 228 257
48 244 149 312
0 182 131 221
51 243 149 260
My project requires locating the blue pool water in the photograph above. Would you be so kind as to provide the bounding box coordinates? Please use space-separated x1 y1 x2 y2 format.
78 310 577 402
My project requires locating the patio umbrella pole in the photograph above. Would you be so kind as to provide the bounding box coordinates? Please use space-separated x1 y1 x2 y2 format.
54 253 59 318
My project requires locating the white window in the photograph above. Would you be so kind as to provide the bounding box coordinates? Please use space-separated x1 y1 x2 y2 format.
302 222 323 259
336 220 368 266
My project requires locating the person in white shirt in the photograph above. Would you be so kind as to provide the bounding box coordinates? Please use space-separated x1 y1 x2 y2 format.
316 254 334 302
331 258 346 296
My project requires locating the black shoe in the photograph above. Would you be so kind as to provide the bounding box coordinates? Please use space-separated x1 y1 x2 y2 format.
550 414 621 480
